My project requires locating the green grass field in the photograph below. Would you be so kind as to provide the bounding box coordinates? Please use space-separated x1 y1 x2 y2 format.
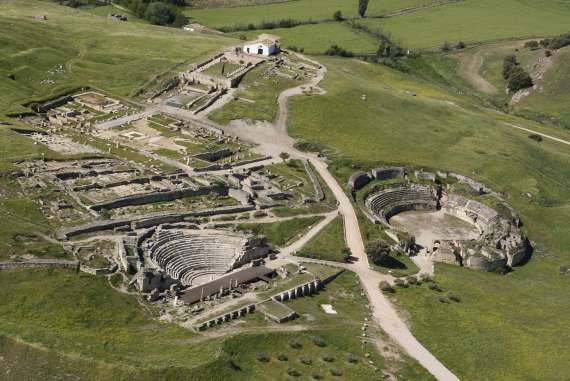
297 216 347 262
230 22 379 55
79 4 148 24
0 0 234 114
186 0 437 29
236 215 324 247
287 56 570 380
357 0 570 49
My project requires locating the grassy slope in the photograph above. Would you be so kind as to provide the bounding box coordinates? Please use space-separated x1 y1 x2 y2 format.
186 0 436 29
0 0 234 114
358 0 570 49
236 215 324 247
229 22 380 55
297 216 347 262
288 56 570 381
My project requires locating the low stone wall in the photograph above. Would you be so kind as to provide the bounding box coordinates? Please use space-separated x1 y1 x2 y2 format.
193 148 233 162
196 303 256 331
58 205 257 239
303 160 324 201
0 260 79 271
90 184 227 211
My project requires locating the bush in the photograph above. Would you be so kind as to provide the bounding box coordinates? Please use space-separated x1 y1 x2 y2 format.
379 280 394 293
287 368 301 377
228 359 242 371
312 373 323 380
145 2 176 26
330 368 343 376
428 283 442 292
438 296 449 303
441 41 451 52
545 50 552 57
394 278 407 288
325 44 354 57
289 339 303 349
312 337 327 347
528 134 543 142
366 240 391 266
456 41 466 49
300 357 313 365
277 354 289 361
502 55 533 92
448 292 461 303
253 210 267 218
524 40 540 50
346 353 358 363
419 273 432 282
406 276 418 285
256 353 270 362
333 10 344 21
322 355 335 362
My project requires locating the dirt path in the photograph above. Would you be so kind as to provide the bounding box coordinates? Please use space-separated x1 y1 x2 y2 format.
278 211 338 256
216 52 461 381
456 51 497 94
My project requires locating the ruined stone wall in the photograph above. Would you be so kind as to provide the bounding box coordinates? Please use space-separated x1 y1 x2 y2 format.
303 160 324 201
0 260 79 271
90 184 227 211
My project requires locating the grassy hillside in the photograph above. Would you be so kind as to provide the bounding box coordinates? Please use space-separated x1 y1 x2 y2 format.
0 0 234 114
288 56 570 381
357 0 570 49
230 22 379 55
297 216 347 262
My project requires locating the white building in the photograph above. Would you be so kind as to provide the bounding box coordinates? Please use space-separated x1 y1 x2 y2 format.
243 35 280 56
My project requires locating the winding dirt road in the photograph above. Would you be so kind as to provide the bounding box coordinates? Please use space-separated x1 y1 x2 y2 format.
216 53 461 381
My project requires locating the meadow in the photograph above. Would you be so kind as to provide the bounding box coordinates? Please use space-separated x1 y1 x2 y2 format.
236 215 324 247
297 216 347 262
357 0 570 49
185 0 437 29
287 56 570 380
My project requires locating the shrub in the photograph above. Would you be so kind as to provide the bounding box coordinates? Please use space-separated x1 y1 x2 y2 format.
428 283 442 292
524 40 540 50
287 368 301 377
322 355 335 362
238 34 247 41
358 0 369 17
379 280 394 293
289 339 303 349
441 41 451 52
312 373 323 380
448 292 461 303
529 134 543 142
438 296 449 303
346 353 358 363
325 44 354 57
312 337 327 347
456 41 466 49
419 273 432 282
300 357 313 365
279 152 290 161
256 353 270 362
406 276 418 285
333 10 343 21
507 67 533 92
228 359 242 371
394 278 407 288
366 240 391 266
545 50 552 57
253 211 267 218
330 368 343 376
277 354 289 361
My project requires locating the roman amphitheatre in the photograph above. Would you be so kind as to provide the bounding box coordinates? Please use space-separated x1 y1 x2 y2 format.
0 1 569 381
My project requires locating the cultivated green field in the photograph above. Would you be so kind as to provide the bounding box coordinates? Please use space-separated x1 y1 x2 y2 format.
0 0 234 114
230 22 379 54
186 0 438 29
357 0 570 49
288 56 570 380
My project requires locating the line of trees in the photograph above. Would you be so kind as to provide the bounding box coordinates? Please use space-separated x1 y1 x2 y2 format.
119 0 188 26
502 55 533 92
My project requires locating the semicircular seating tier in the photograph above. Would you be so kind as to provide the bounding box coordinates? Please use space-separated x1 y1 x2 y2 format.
148 229 268 286
365 183 437 224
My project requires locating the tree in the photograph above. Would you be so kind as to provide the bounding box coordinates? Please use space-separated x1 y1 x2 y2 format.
365 240 391 266
171 12 188 28
358 0 369 18
279 152 290 161
341 246 351 262
333 10 343 21
145 2 176 25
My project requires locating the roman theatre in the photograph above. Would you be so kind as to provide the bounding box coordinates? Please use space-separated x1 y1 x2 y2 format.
360 168 532 271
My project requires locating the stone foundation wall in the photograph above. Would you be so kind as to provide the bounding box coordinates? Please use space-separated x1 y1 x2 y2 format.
0 260 79 271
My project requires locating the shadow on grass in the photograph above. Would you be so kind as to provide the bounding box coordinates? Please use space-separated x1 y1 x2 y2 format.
377 255 407 270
